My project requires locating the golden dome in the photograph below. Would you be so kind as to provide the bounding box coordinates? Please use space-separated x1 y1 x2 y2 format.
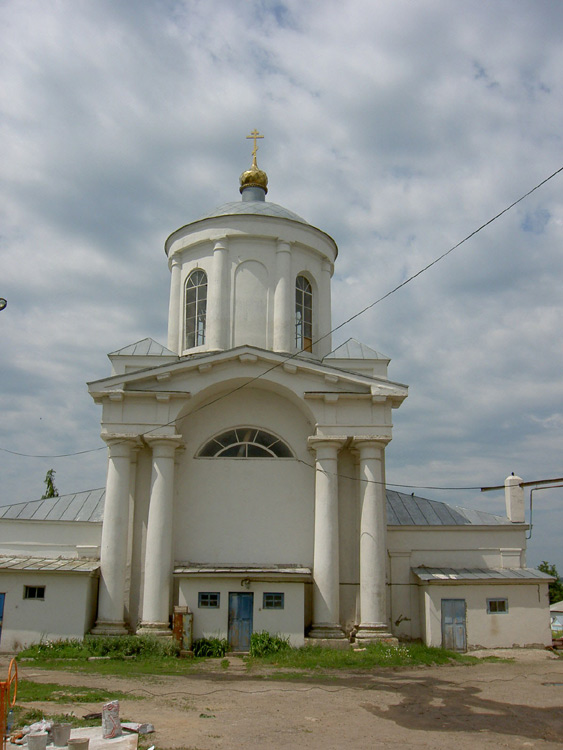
239 159 268 194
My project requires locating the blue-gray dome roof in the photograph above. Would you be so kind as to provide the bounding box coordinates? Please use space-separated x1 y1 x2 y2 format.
197 200 309 225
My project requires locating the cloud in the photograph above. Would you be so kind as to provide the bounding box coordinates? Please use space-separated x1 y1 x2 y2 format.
0 0 562 571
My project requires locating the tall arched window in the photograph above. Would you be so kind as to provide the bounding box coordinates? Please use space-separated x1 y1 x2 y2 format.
295 275 313 352
185 269 207 349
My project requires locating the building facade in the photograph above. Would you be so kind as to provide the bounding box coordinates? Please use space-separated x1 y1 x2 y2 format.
0 150 552 652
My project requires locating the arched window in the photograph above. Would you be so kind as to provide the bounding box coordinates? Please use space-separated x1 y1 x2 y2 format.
185 269 207 349
295 275 313 352
198 428 293 458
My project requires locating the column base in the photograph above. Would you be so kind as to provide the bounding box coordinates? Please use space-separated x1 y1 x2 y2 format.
307 623 346 640
90 621 130 636
136 622 173 638
354 623 398 646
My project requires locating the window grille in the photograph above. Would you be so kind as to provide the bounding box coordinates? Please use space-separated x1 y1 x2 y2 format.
198 428 293 458
185 269 207 349
24 585 45 600
295 275 313 352
263 592 284 609
198 592 220 608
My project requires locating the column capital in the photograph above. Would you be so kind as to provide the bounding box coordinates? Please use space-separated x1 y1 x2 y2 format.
168 253 182 269
352 436 390 453
102 434 142 456
144 434 184 456
213 238 229 252
276 239 291 253
307 435 347 454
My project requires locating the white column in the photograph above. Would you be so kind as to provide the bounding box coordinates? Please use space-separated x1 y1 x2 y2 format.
207 239 229 350
92 435 138 635
308 437 345 639
273 240 292 353
167 255 182 353
318 260 333 358
354 439 395 642
138 436 183 635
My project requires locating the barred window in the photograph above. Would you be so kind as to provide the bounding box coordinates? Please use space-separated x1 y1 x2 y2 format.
185 269 207 349
487 598 508 614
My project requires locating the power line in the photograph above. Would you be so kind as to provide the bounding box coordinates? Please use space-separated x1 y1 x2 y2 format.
1 164 561 465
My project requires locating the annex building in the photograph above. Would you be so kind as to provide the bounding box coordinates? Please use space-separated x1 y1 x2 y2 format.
0 140 552 652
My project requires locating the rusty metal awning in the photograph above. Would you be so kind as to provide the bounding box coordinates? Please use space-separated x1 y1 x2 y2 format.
0 555 99 573
412 566 553 583
174 563 312 582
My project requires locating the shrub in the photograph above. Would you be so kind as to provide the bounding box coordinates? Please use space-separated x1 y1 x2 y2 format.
17 635 179 661
192 637 229 657
249 631 290 657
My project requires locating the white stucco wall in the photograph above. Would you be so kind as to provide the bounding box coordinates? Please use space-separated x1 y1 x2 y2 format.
174 385 315 565
178 577 306 647
387 525 529 641
0 520 101 558
420 582 552 649
0 571 98 652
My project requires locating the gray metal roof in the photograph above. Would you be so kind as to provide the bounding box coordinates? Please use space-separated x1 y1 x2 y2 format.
109 338 177 357
0 487 508 527
387 490 511 526
0 489 105 523
197 200 309 225
325 338 389 361
413 566 553 582
0 555 99 573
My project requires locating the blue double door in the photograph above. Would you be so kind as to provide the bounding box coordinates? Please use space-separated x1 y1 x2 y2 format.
228 592 253 651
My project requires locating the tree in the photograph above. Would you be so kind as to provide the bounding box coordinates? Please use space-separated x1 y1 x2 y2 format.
41 469 59 499
538 561 563 604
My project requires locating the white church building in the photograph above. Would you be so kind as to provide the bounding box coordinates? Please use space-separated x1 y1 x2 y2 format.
0 141 553 652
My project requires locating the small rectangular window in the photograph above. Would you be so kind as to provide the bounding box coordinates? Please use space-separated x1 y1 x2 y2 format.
24 585 45 600
487 598 508 614
263 592 284 609
198 592 220 608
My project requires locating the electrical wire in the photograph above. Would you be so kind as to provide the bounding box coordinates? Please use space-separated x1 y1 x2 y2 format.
1 164 562 477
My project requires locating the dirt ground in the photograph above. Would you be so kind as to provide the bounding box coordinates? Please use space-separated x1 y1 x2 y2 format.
7 649 563 750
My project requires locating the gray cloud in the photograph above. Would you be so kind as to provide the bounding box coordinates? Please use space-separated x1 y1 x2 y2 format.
0 0 561 571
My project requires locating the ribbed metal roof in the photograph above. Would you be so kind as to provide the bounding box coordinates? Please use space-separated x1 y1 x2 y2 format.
196 200 309 225
325 338 389 361
413 566 552 582
0 487 509 527
0 555 99 572
387 490 511 526
0 489 105 523
109 338 177 357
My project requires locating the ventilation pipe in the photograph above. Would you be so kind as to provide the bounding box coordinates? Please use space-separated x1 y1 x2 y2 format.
504 474 525 523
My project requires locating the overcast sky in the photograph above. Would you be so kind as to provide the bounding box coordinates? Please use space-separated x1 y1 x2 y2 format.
1 0 562 572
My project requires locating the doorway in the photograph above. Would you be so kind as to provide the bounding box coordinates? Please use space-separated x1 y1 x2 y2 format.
441 598 467 652
228 592 253 651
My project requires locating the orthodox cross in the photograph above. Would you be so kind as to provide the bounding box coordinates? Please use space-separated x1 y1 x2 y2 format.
246 129 264 164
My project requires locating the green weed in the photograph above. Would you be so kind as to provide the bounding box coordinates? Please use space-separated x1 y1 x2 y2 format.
192 637 229 658
249 631 290 657
17 679 135 704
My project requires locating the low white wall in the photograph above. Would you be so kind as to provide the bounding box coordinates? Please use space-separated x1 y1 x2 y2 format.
0 571 99 652
421 582 552 649
178 578 305 647
0 520 101 558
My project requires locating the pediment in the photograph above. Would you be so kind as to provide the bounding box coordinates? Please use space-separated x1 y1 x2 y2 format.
89 345 407 406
